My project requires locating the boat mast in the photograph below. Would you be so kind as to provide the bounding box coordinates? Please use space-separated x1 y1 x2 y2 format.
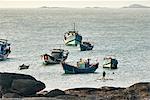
73 23 76 31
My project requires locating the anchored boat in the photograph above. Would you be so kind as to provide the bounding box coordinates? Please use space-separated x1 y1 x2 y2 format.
19 64 30 70
80 42 94 51
103 56 118 69
0 39 11 60
61 59 99 74
41 49 69 65
64 23 82 46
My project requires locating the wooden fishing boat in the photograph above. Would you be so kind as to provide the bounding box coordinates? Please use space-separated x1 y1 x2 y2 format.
61 59 99 74
64 23 82 46
103 56 118 69
0 39 11 60
41 49 69 65
80 42 94 51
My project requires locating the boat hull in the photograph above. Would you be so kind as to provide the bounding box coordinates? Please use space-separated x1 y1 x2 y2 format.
42 54 68 65
80 44 94 51
64 34 82 46
61 62 99 74
0 53 10 61
0 39 11 60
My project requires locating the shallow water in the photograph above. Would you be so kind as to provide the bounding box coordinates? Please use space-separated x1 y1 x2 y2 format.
0 8 150 91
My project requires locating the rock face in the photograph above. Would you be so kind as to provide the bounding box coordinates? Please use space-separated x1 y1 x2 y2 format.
124 82 150 99
2 93 22 98
65 83 150 100
0 72 36 90
0 72 45 98
1 72 150 99
11 79 45 96
45 89 65 97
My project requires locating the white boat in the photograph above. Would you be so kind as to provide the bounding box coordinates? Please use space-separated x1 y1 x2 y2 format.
41 49 69 65
103 56 118 69
64 23 82 46
0 39 11 60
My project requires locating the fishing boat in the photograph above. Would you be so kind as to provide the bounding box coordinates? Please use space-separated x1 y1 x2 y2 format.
103 56 118 69
80 42 94 51
0 39 11 60
61 59 99 74
41 49 69 65
64 23 82 46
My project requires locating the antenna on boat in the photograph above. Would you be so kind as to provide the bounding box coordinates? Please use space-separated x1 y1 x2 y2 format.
73 23 76 31
59 44 62 49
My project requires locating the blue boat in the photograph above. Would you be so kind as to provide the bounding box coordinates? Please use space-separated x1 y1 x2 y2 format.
80 42 94 51
64 23 82 46
0 39 11 60
61 59 99 74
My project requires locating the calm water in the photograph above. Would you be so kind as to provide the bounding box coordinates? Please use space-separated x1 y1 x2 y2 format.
0 8 150 91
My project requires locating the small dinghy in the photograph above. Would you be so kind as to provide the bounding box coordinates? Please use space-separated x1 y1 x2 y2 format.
0 39 11 60
61 58 99 74
19 64 29 70
80 42 94 51
103 56 118 69
41 49 69 65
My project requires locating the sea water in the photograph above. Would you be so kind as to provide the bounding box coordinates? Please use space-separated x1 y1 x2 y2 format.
0 8 150 91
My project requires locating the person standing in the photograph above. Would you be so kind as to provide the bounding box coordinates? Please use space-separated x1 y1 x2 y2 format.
102 71 106 79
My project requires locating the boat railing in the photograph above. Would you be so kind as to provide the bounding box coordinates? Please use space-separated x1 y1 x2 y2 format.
0 39 8 42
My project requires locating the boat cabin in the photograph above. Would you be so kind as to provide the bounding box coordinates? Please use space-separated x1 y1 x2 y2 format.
64 31 78 39
103 56 118 69
0 39 10 54
82 42 92 46
51 49 64 59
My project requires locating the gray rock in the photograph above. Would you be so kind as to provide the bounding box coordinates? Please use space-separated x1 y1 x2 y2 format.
11 79 45 96
124 82 150 99
45 89 65 97
56 94 80 100
0 72 45 98
2 92 22 98
0 86 2 98
0 72 36 90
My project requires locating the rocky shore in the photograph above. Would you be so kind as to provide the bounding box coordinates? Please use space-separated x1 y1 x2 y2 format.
0 72 150 100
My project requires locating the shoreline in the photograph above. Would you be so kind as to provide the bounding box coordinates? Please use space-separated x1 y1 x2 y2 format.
1 72 150 99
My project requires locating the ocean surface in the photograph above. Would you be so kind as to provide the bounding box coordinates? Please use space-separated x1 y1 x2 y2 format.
0 8 150 91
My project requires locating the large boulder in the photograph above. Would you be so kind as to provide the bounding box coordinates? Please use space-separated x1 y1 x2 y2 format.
11 79 45 96
0 72 36 90
0 72 45 97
